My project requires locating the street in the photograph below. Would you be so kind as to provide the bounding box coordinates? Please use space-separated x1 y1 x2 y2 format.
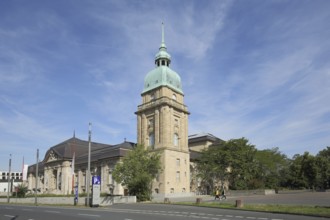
1 203 328 220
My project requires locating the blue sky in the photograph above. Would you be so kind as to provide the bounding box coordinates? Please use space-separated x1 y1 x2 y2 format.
1 0 329 171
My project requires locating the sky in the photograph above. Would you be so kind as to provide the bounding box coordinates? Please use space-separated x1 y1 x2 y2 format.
0 0 329 171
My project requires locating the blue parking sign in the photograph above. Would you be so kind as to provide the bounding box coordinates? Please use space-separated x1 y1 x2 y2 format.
92 176 101 185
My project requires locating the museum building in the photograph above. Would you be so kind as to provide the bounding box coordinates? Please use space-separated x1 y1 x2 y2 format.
27 26 224 198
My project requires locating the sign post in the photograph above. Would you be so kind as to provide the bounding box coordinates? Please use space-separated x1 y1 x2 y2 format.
91 176 100 207
74 185 78 205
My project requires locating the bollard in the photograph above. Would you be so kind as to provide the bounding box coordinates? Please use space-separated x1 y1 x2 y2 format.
164 198 170 204
196 198 202 204
236 199 243 208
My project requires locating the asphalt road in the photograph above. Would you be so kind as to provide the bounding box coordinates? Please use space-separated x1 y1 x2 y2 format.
1 192 329 220
1 203 328 220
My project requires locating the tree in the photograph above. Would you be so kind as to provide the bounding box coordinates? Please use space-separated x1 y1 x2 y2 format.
285 153 308 189
284 152 319 189
255 148 288 189
16 183 28 198
112 145 161 201
301 152 319 189
316 147 330 189
196 138 259 191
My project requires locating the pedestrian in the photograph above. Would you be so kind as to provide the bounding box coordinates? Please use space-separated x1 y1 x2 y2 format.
214 189 220 200
220 187 226 200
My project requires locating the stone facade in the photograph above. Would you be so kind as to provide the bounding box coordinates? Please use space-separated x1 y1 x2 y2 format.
135 25 191 197
27 26 224 198
136 87 191 197
27 138 134 195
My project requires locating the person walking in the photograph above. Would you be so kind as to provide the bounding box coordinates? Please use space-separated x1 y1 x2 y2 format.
220 187 226 200
214 189 220 200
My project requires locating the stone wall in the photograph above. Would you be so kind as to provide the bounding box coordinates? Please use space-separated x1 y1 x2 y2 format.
0 195 136 206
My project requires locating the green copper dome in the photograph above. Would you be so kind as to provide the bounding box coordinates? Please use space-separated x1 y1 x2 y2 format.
143 66 183 94
142 23 183 95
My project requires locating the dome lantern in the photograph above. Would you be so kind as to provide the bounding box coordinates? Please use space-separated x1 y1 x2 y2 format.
142 23 183 95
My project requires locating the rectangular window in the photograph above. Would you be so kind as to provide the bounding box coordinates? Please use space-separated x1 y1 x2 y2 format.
174 134 179 146
148 119 153 127
109 172 113 185
176 158 180 166
176 171 180 182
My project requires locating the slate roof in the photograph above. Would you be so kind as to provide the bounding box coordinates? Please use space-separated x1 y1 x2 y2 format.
28 137 136 174
188 133 224 144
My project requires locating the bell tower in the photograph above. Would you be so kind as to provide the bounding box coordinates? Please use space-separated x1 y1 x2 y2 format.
136 23 190 197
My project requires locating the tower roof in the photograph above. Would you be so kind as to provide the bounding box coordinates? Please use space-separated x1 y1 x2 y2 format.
142 23 183 95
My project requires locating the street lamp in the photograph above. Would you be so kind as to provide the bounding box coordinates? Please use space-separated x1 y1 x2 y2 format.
86 122 92 206
35 149 39 206
7 154 11 203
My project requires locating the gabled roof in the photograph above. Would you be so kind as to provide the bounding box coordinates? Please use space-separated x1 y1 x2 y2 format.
75 141 136 165
42 137 108 163
28 137 136 173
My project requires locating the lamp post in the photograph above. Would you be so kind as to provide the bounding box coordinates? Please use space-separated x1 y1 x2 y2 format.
86 122 92 206
35 149 39 206
7 154 11 203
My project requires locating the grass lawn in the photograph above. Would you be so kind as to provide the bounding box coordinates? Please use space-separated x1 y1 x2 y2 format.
174 201 330 218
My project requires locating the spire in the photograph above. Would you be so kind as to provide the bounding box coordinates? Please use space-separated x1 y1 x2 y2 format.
155 22 171 66
160 22 166 49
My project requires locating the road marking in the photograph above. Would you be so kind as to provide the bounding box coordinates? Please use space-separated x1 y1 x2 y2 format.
78 213 101 217
247 217 257 219
4 215 15 218
235 216 244 218
5 207 13 209
258 218 268 220
45 210 60 213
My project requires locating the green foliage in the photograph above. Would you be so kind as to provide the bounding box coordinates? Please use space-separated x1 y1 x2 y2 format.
196 138 259 191
255 148 288 189
196 138 330 191
316 147 330 189
282 151 326 190
16 184 28 198
112 145 161 201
